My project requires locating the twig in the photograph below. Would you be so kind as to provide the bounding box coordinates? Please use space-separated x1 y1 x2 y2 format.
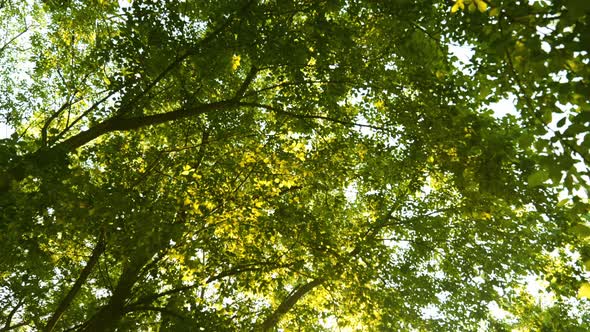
0 27 28 55
236 102 392 132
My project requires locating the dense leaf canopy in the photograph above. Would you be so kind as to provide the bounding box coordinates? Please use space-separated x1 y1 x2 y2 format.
1 0 589 331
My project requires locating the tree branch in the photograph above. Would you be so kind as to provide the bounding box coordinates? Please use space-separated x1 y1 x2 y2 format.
0 26 29 55
118 54 192 117
2 298 23 331
237 102 391 132
79 254 152 332
127 261 297 309
52 89 119 146
56 100 236 151
123 305 186 320
42 97 77 147
257 200 410 330
260 278 325 331
43 236 106 332
234 66 258 100
244 79 355 97
56 0 258 147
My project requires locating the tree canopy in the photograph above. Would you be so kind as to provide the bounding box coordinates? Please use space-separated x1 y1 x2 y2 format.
1 0 589 330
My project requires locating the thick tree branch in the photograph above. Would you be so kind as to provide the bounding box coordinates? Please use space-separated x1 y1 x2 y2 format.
56 100 235 151
234 66 258 99
257 203 407 331
43 236 106 332
57 0 258 148
260 278 325 332
79 256 150 332
2 298 23 331
0 0 260 195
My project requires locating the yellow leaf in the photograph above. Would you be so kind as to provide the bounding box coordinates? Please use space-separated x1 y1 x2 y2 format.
578 282 590 299
181 273 194 282
475 0 488 12
192 202 201 215
489 7 500 16
250 207 261 217
566 59 581 73
169 252 184 263
481 212 492 220
468 2 477 12
231 54 241 71
181 165 193 176
184 197 191 206
451 0 464 13
296 151 305 161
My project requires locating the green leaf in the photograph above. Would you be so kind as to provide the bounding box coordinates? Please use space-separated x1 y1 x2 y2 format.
542 109 553 124
527 170 549 187
570 224 590 239
518 132 535 148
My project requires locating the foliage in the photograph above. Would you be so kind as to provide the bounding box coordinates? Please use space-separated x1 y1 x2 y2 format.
0 0 589 331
